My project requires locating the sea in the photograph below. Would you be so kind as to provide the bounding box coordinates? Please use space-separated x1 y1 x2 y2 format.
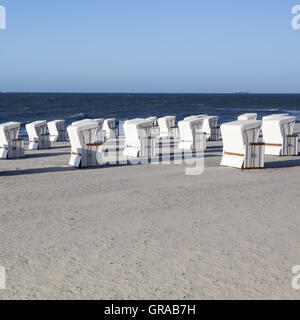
0 93 299 139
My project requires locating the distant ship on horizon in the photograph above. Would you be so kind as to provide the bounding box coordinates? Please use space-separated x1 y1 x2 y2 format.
233 91 251 94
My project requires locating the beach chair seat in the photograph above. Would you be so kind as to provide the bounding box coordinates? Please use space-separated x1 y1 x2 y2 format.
48 120 68 142
0 122 25 159
123 118 157 158
67 121 105 168
178 117 206 150
221 120 264 169
26 120 51 150
261 116 298 156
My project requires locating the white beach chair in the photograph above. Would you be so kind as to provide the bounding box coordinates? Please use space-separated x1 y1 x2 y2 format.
221 120 264 169
237 113 257 121
0 122 25 159
157 116 177 138
261 116 298 156
203 116 221 141
123 118 157 158
178 117 206 150
26 120 51 150
103 118 118 139
48 120 68 142
72 119 105 142
67 121 105 168
262 114 289 121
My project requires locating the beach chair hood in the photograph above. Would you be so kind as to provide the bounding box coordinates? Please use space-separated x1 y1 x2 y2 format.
178 117 205 142
157 116 176 138
0 122 21 148
26 121 48 141
262 116 295 139
221 120 263 168
237 113 257 121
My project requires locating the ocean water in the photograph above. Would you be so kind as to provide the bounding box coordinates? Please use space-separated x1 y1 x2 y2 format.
0 93 300 138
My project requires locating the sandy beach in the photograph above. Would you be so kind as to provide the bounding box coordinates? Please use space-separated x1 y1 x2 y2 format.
0 124 300 300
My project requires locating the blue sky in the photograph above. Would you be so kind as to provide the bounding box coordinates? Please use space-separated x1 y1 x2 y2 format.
0 0 299 93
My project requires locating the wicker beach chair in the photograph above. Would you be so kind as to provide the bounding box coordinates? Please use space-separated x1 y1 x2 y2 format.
0 122 25 159
178 117 206 150
221 120 264 169
262 116 298 156
123 118 157 158
67 121 105 168
26 120 51 150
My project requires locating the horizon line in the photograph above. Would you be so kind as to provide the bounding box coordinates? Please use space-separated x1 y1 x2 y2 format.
1 91 300 95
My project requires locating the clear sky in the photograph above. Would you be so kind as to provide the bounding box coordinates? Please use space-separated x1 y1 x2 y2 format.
0 0 299 93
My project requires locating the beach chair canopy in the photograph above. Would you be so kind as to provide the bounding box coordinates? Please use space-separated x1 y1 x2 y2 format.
158 116 176 135
237 113 257 121
71 118 104 127
67 121 100 153
262 114 290 121
203 116 219 135
103 118 115 131
26 121 48 141
221 120 262 155
103 118 116 128
47 120 65 136
103 118 117 139
0 122 21 148
178 117 205 142
93 118 105 129
261 116 296 145
124 118 155 148
184 114 207 121
146 117 157 125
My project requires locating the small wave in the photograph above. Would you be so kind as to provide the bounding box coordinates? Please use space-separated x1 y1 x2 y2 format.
232 108 279 112
216 107 280 112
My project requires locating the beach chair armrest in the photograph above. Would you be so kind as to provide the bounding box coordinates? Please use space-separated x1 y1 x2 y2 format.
86 143 104 147
250 142 265 146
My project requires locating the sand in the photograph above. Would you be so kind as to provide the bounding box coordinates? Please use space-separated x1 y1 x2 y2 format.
0 125 300 300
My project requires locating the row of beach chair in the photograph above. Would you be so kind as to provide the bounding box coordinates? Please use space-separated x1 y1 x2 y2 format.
0 113 298 170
